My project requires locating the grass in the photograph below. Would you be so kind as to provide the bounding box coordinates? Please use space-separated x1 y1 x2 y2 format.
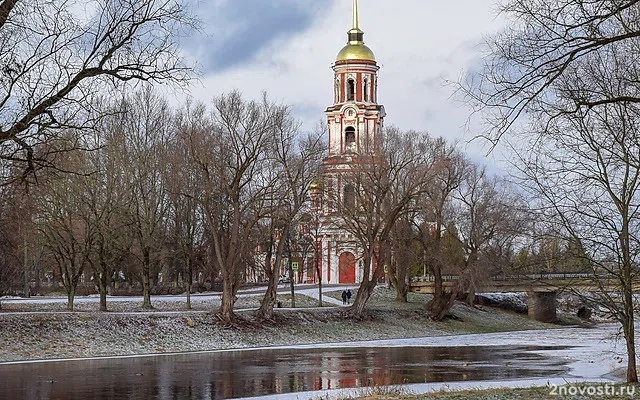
324 287 557 335
0 285 574 362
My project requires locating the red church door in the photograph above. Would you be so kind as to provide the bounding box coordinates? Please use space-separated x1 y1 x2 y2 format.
339 252 356 283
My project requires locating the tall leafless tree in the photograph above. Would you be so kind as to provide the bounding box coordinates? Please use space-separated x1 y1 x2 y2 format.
0 0 194 184
511 41 640 381
167 101 208 310
118 87 172 309
35 144 94 310
0 185 26 308
189 91 282 323
256 124 324 320
334 128 435 318
414 141 467 311
428 166 526 321
464 1 640 382
387 215 420 302
84 114 132 312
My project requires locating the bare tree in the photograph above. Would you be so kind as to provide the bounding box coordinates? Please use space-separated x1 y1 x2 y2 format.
428 166 526 320
387 215 421 302
414 141 467 310
36 146 94 310
84 116 132 312
189 91 283 322
0 0 194 183
167 101 208 310
302 199 324 307
333 128 435 318
512 43 640 381
462 0 640 144
256 126 324 320
466 2 640 381
0 185 26 308
118 87 172 309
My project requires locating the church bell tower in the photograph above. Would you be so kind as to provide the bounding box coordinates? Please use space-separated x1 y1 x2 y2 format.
325 0 385 157
312 0 386 285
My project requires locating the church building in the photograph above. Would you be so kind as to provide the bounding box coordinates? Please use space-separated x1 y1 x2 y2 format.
309 0 386 284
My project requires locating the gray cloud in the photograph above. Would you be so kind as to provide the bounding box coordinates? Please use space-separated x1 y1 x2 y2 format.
188 0 333 73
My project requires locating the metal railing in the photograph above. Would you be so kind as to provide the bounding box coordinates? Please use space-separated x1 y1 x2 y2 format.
411 272 612 283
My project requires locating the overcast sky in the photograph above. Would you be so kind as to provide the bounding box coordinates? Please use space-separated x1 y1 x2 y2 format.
180 0 507 168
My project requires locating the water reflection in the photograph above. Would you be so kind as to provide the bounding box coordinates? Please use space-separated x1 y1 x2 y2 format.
0 345 570 399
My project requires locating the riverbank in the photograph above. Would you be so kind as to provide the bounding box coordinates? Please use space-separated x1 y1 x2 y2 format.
0 287 561 362
345 383 639 399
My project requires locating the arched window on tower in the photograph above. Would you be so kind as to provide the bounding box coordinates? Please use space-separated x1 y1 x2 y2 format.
347 79 355 101
343 184 355 210
363 78 369 102
374 77 378 102
345 126 356 152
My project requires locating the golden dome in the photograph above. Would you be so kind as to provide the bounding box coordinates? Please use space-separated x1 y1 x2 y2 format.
310 181 321 191
336 43 376 62
336 1 376 63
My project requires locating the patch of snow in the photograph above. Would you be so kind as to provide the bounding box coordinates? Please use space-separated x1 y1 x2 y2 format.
237 377 616 400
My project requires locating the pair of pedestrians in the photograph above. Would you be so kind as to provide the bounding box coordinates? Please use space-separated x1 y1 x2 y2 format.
341 289 352 305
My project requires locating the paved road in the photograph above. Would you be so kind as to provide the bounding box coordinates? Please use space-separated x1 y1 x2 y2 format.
295 286 358 306
0 284 360 309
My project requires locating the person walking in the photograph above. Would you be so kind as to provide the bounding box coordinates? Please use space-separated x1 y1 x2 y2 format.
346 289 352 304
341 290 347 305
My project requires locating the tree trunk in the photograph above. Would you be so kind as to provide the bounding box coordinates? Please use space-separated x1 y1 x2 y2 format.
429 277 470 321
219 275 236 322
316 245 323 307
257 229 288 320
186 258 192 310
624 315 638 382
98 268 108 312
23 269 30 298
317 278 323 307
391 264 408 303
141 248 152 309
433 265 443 300
67 288 75 311
426 264 445 311
289 257 295 308
289 276 295 308
389 264 399 298
34 260 41 291
465 284 476 307
623 267 638 382
619 219 638 383
257 272 277 319
351 279 377 318
23 235 30 298
350 253 384 318
396 282 408 302
428 289 457 321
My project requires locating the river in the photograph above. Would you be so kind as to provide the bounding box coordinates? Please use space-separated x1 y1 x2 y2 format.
0 344 571 399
